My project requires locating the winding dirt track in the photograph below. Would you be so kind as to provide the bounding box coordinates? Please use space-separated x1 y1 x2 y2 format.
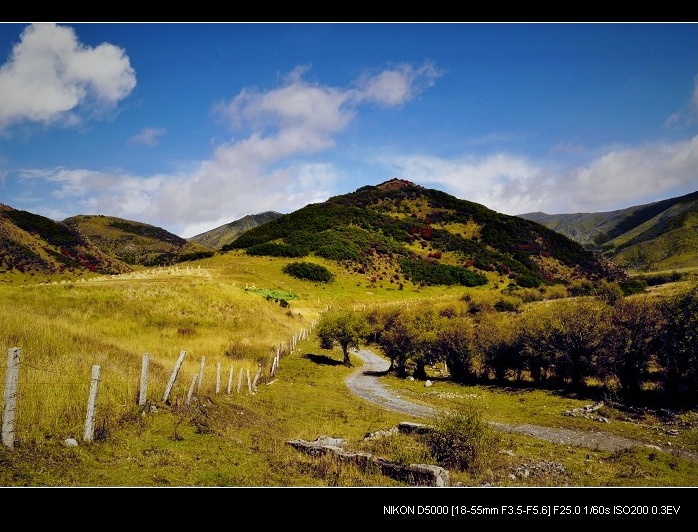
345 349 698 464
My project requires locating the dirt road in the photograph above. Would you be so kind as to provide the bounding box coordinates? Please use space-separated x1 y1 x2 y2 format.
345 349 698 463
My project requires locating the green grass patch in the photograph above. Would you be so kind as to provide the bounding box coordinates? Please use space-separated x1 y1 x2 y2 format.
246 287 301 301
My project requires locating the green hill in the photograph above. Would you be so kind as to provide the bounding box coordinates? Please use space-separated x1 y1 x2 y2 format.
223 178 621 288
0 204 131 280
63 214 215 267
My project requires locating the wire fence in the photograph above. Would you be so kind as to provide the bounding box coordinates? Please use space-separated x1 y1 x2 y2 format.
1 321 315 449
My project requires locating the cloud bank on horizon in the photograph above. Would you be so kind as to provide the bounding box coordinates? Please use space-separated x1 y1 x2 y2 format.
0 23 696 238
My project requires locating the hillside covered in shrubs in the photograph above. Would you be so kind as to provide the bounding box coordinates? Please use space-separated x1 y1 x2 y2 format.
0 204 131 279
225 179 624 290
0 206 217 281
63 215 214 267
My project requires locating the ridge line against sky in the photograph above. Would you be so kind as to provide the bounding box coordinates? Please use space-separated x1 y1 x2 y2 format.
0 22 696 238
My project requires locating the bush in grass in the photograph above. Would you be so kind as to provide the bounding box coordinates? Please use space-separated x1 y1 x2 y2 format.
618 278 648 296
246 243 303 258
422 403 502 474
493 296 522 312
593 279 625 304
283 261 334 283
399 258 488 287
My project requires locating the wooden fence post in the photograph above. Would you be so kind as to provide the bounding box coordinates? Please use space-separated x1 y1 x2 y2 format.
186 373 198 406
227 366 234 395
247 368 252 395
83 365 101 443
163 350 186 404
252 364 261 391
237 367 244 394
198 356 205 392
139 353 149 406
2 347 20 449
216 362 221 394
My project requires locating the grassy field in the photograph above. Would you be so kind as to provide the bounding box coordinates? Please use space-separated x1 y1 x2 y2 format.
0 251 696 487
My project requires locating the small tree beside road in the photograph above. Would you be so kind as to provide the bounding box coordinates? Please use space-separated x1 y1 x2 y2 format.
316 310 371 367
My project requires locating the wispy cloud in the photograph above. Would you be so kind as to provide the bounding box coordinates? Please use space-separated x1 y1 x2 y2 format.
350 61 443 107
17 167 164 220
18 62 439 236
664 73 698 130
0 23 136 131
129 127 167 147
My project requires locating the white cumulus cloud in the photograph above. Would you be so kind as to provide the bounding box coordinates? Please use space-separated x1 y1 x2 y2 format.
570 136 698 211
0 23 136 131
383 152 547 215
384 136 698 215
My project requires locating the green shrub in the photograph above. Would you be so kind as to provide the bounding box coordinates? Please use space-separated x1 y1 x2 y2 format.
568 279 595 296
6 209 83 247
594 279 625 304
282 261 334 283
513 272 541 288
316 244 362 262
399 258 488 287
637 271 683 286
246 243 304 258
493 296 522 312
618 278 648 296
178 251 215 262
421 403 502 474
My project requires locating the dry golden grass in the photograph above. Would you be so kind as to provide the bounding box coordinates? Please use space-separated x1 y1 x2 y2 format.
0 252 455 442
1 253 695 488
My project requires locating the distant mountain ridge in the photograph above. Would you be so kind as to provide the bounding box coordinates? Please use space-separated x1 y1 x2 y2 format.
518 190 698 272
3 180 690 284
187 211 284 249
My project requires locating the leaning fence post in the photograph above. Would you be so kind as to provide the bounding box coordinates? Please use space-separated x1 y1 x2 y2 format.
252 364 262 391
83 365 101 443
2 347 20 449
163 350 186 404
139 353 149 406
186 373 198 406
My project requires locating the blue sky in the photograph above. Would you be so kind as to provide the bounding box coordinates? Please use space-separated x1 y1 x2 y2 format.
0 23 696 238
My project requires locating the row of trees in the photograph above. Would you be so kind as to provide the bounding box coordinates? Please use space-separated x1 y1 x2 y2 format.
316 283 698 404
